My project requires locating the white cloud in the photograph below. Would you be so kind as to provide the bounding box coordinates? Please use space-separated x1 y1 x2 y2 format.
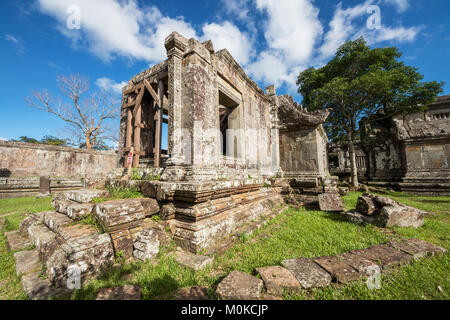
36 0 423 94
384 0 410 13
37 0 196 63
318 1 419 61
255 0 323 64
202 21 254 65
319 0 374 59
366 26 420 43
5 33 26 56
96 77 127 94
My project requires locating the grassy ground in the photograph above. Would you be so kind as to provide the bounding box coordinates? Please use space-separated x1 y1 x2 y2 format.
0 191 448 300
0 196 52 299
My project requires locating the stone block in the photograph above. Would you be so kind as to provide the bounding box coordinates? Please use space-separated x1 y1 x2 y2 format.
14 250 41 275
313 256 361 283
94 198 150 232
216 271 264 300
406 239 448 255
174 286 210 300
133 228 160 261
46 233 114 287
388 240 428 259
19 212 46 236
336 252 380 276
160 202 176 220
351 244 413 269
374 196 398 207
110 229 133 258
174 250 214 271
5 230 32 252
281 258 331 289
56 189 110 204
341 210 377 225
318 193 344 212
53 199 94 219
255 266 301 296
356 196 377 216
96 285 141 300
21 271 60 300
43 212 72 233
378 204 425 228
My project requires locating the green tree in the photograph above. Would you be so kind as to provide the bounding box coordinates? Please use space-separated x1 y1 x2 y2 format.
11 136 40 144
297 37 444 186
40 135 67 146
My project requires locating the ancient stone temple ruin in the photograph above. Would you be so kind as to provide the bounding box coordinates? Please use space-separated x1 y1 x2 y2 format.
115 32 334 252
359 94 450 194
6 32 339 299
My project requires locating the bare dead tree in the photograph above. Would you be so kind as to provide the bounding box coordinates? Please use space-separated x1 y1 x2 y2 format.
26 73 120 150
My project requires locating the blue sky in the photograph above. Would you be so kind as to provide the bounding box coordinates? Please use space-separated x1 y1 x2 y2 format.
0 0 449 145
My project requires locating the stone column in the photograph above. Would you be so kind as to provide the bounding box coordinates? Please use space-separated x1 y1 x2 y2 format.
266 85 283 178
161 32 187 181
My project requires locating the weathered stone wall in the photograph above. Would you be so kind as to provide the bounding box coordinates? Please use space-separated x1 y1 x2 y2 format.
0 140 117 179
359 95 450 193
280 127 328 178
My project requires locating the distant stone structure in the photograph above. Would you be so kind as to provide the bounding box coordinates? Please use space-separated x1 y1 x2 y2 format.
336 95 450 194
115 32 334 252
0 141 117 198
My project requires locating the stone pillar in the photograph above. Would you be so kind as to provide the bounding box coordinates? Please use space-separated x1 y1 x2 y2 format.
161 32 187 181
266 85 283 178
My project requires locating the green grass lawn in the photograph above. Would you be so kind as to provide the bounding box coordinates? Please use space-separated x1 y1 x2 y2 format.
0 191 448 300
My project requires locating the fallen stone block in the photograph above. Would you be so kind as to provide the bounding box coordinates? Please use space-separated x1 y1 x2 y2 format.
53 199 94 219
96 285 141 300
351 244 413 269
281 258 331 289
374 196 398 207
406 239 448 255
160 202 176 220
55 189 110 204
216 271 264 300
378 204 425 228
21 271 61 300
318 193 344 212
174 249 214 271
388 240 428 259
313 256 361 283
356 196 377 216
5 230 33 252
58 224 98 241
20 212 47 236
174 286 210 300
341 210 377 225
94 198 152 232
133 228 160 261
28 224 56 256
14 250 41 275
110 229 133 258
44 212 72 233
46 233 114 287
336 252 381 276
255 266 301 296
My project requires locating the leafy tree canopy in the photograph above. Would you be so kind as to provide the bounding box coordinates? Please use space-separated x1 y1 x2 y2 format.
297 37 444 143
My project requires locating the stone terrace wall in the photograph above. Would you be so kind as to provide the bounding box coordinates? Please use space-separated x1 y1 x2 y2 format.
0 140 117 179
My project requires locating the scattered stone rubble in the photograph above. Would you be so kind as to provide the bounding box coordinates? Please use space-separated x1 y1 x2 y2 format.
214 239 447 299
342 193 427 228
5 189 168 299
